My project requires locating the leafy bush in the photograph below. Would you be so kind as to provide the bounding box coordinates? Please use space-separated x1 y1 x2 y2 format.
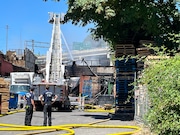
139 55 180 135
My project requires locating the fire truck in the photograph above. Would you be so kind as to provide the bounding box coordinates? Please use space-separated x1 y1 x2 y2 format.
32 12 71 111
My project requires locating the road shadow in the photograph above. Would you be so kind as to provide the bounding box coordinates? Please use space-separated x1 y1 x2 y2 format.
76 113 134 121
110 113 134 121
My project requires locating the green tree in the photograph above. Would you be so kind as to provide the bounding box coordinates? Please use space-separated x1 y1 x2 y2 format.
64 0 180 50
44 0 180 51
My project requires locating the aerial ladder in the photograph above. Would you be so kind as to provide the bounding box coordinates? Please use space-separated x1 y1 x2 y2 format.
45 12 64 83
32 13 72 111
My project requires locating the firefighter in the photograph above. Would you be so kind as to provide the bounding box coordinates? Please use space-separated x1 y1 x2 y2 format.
39 85 58 126
24 86 36 126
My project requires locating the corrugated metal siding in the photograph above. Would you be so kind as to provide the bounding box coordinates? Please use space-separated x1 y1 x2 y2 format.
25 48 37 72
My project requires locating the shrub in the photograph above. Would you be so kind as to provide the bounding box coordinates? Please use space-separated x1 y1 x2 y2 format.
139 55 180 135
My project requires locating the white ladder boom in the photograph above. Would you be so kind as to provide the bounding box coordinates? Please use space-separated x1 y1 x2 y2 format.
46 13 64 83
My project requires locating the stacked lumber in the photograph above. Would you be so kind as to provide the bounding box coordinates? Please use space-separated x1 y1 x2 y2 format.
0 78 10 114
115 44 135 57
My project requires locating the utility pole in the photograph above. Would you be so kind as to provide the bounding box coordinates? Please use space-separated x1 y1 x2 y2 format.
32 40 34 53
6 25 8 54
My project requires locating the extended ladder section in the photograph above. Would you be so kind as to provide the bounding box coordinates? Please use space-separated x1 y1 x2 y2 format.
46 13 64 83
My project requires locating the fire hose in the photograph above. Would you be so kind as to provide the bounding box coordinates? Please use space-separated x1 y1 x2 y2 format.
0 123 141 135
0 109 141 135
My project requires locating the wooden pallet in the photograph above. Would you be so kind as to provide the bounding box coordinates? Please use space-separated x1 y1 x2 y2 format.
116 44 135 49
115 44 135 57
116 76 135 80
136 47 151 56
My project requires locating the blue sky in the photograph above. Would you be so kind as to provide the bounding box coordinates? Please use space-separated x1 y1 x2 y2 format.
0 0 94 55
0 1 179 55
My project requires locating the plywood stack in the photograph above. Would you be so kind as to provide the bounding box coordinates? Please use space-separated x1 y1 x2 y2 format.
115 44 135 57
0 78 10 114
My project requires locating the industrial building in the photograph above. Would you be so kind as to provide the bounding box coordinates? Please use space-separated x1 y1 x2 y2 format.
0 12 154 120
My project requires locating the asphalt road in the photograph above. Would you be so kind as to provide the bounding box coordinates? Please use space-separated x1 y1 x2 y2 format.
0 109 139 135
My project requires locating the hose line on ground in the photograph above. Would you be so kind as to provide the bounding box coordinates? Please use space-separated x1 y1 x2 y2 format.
0 123 141 135
0 108 140 135
0 123 74 135
0 109 25 117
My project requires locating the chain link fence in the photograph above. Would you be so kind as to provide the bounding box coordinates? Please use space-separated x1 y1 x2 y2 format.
134 84 149 123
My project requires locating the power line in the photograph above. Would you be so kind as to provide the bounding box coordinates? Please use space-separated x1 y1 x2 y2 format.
25 40 50 53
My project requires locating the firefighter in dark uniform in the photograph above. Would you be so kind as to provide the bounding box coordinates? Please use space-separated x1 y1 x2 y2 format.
24 86 36 126
39 85 58 126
